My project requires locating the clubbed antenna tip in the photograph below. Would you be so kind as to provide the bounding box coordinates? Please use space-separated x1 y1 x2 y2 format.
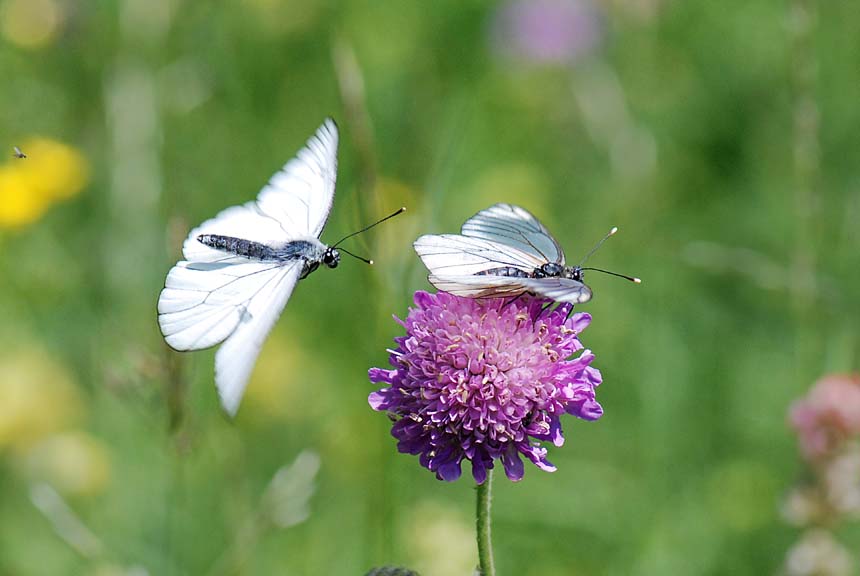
579 227 642 284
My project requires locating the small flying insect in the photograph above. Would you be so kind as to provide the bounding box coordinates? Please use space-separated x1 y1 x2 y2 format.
13 146 26 159
414 203 640 305
157 119 404 416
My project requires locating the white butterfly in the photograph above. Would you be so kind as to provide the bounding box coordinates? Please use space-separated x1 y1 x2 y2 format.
414 203 638 304
158 119 341 417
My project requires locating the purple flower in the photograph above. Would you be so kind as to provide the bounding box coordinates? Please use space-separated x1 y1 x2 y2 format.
368 291 603 483
489 0 603 66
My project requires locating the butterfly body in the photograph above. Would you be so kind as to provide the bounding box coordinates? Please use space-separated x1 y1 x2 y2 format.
475 262 585 282
474 266 532 278
196 234 339 277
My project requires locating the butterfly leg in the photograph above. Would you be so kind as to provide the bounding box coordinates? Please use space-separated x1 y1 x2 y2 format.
501 292 526 311
539 301 555 318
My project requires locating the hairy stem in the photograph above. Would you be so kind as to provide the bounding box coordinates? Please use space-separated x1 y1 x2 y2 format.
476 470 496 576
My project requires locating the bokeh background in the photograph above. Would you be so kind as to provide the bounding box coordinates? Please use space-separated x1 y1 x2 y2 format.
1 0 858 574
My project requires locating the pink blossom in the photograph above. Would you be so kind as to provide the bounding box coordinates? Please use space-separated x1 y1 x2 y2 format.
790 374 860 461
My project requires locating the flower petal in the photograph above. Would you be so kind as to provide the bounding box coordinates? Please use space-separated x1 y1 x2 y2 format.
501 448 525 481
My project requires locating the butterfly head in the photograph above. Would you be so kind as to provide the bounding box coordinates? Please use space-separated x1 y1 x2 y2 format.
562 265 585 282
323 247 340 269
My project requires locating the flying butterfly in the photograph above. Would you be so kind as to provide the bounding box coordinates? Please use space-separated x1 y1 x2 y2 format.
413 203 639 304
158 119 403 416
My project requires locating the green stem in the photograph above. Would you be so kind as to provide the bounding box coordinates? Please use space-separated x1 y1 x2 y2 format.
476 470 496 576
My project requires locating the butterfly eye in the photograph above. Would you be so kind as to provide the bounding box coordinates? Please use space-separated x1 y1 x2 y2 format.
324 248 340 268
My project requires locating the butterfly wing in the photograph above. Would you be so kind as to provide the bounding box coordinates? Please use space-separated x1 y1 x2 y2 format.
427 274 592 304
213 262 302 416
516 276 592 303
413 234 546 277
255 118 338 239
425 274 531 299
158 261 292 350
460 203 564 265
157 119 339 416
158 260 301 416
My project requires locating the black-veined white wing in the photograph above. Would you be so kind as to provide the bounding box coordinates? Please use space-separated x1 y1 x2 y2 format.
460 203 564 265
413 234 545 277
424 274 530 299
157 119 339 416
213 262 302 415
256 119 338 239
515 276 591 303
426 274 592 304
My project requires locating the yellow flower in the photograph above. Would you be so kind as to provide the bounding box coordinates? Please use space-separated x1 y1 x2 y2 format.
0 137 89 229
0 166 52 227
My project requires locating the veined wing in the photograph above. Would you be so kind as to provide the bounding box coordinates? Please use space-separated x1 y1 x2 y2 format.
158 260 300 352
414 234 545 276
461 203 564 265
428 274 592 304
426 274 532 299
158 259 302 416
255 118 338 239
517 276 592 304
214 260 302 417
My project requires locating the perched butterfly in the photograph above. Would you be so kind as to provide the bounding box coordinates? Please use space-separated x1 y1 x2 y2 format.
414 203 639 304
158 119 403 416
13 146 26 159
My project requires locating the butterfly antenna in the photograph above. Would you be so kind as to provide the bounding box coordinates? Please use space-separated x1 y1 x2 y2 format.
577 227 642 284
580 267 641 283
338 247 373 265
578 226 618 267
332 206 406 248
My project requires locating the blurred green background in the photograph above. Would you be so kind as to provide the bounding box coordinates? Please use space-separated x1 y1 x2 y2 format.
1 0 858 574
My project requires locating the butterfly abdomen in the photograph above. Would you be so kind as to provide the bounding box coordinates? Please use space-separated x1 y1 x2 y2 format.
475 267 531 278
197 234 276 260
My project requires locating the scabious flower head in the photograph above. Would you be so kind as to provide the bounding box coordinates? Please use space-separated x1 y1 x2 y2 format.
368 291 602 483
789 374 860 462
